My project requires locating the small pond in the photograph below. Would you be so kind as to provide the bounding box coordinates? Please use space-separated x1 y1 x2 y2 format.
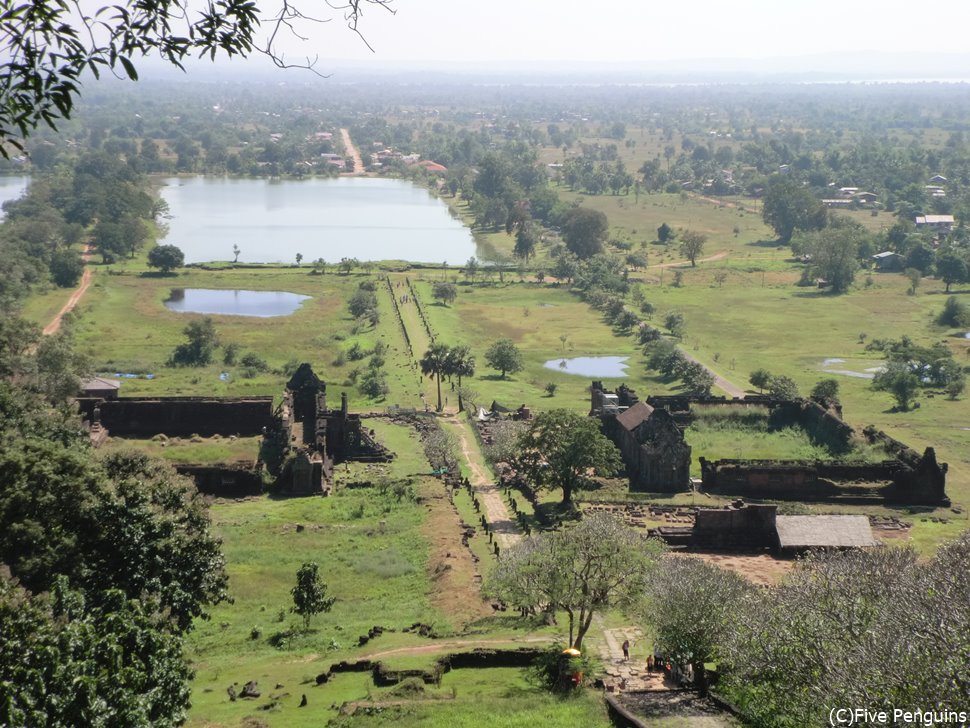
543 356 630 377
818 357 884 380
164 289 311 317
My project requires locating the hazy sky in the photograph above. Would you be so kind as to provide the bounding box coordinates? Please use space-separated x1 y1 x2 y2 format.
269 0 970 68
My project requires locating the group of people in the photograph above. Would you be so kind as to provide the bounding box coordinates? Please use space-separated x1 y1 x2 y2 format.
621 639 668 672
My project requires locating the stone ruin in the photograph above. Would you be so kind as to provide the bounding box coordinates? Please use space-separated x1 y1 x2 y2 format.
591 381 691 493
248 364 391 495
590 382 949 507
76 363 391 497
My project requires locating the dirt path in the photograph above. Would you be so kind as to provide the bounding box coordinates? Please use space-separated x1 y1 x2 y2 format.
43 245 92 335
678 348 747 399
648 249 729 270
340 128 365 176
441 414 522 549
687 191 760 215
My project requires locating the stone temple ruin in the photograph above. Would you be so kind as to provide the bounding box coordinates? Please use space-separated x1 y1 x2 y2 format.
590 382 949 507
77 363 390 497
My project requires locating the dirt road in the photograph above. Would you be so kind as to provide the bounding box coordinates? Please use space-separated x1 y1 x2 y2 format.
340 128 365 175
678 349 747 398
43 246 92 335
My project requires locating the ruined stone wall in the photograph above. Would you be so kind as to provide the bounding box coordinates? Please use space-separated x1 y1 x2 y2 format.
77 397 275 437
174 464 264 497
691 504 778 550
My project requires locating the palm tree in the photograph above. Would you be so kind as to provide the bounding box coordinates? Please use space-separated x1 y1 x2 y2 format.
445 345 475 412
420 343 451 412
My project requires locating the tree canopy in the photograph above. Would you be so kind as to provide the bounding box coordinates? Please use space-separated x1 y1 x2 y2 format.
559 207 608 259
762 177 827 243
487 512 663 649
484 338 524 379
514 409 622 506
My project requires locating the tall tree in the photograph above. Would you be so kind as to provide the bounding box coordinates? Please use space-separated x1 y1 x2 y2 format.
487 512 663 649
291 562 335 631
762 177 827 243
420 342 451 412
444 344 475 412
679 230 706 267
515 409 622 506
484 338 524 379
559 207 609 259
431 281 457 306
643 556 752 696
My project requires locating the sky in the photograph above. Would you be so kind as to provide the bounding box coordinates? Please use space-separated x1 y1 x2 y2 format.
255 0 970 70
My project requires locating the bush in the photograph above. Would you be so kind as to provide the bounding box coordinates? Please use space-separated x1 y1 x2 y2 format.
348 342 366 361
240 352 269 371
222 342 240 366
937 296 970 328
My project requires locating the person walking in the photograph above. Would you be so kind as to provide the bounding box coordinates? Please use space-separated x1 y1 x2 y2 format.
622 639 630 661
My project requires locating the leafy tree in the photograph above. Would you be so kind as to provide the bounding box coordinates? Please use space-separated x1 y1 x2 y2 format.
762 177 827 243
431 280 457 306
792 219 868 293
0 574 193 727
767 374 800 400
444 344 475 411
680 361 716 397
514 409 622 506
872 361 920 411
48 248 84 287
147 244 184 274
904 267 922 295
664 310 685 338
937 296 970 328
936 253 968 293
420 342 451 412
644 555 753 696
464 256 479 281
348 288 378 322
810 378 840 404
559 207 608 259
295 252 303 266
722 540 970 726
514 223 539 262
338 257 358 274
487 512 662 649
905 243 935 274
169 317 218 367
485 338 524 379
232 243 241 263
679 230 706 267
291 562 335 631
657 222 674 244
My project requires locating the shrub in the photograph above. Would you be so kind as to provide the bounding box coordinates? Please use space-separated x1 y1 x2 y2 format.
240 352 268 371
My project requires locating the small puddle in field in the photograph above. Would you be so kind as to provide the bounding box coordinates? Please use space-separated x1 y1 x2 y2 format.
543 356 629 377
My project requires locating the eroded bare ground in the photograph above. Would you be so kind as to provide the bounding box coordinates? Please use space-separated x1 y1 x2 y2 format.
418 478 493 628
674 552 794 587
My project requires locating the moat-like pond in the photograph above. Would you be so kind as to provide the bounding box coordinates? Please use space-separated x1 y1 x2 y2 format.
159 176 479 264
164 288 311 317
543 356 630 377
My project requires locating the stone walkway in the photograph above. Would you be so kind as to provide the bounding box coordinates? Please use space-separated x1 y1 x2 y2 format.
599 627 676 693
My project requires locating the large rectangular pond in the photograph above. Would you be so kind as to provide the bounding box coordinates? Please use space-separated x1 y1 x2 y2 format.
164 288 310 317
159 176 479 265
